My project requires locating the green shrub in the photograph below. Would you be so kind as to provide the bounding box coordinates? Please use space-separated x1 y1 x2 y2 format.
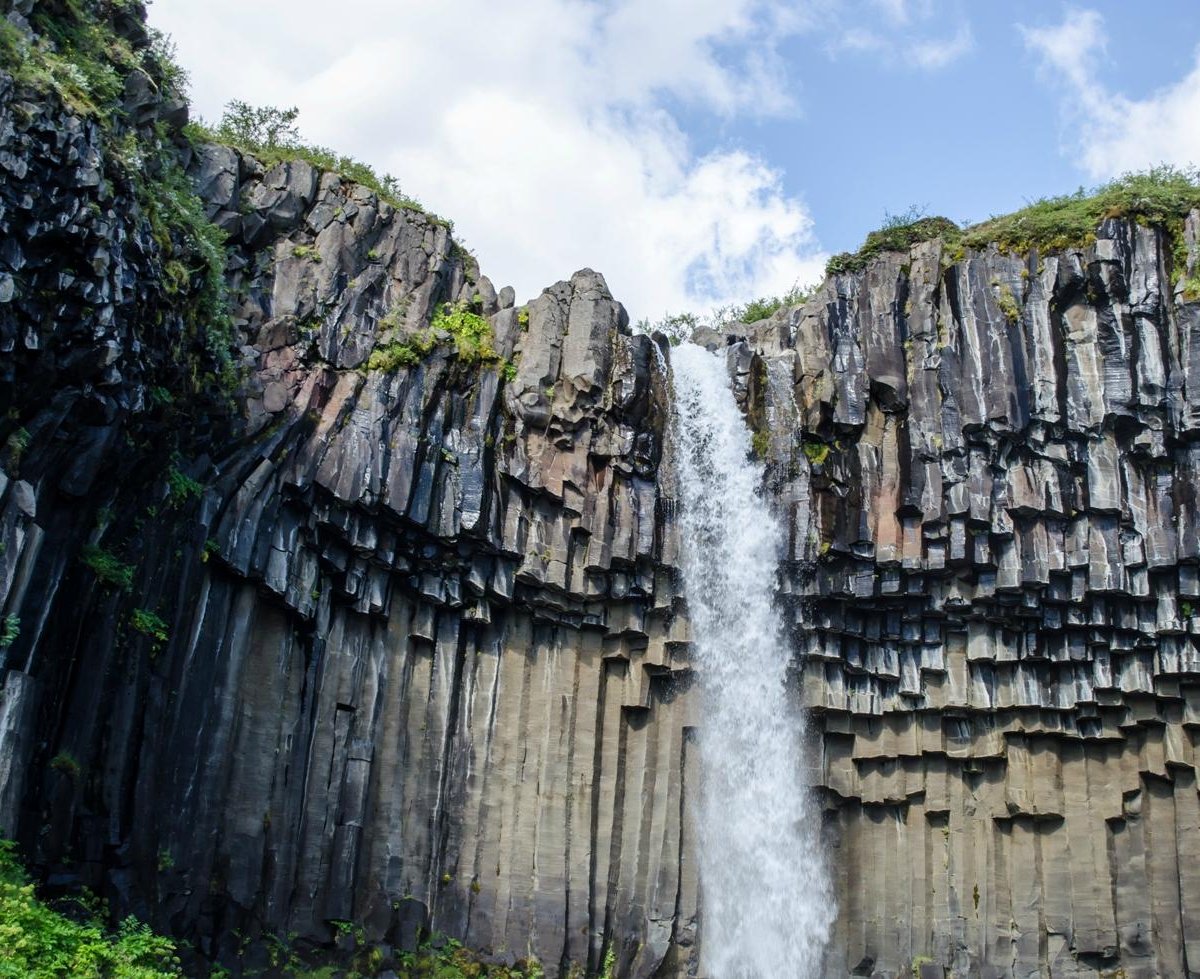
166 466 203 507
0 614 19 649
826 209 961 276
81 546 134 591
740 283 817 323
802 438 831 466
131 609 169 645
430 302 500 363
751 430 769 459
0 838 181 977
291 244 321 263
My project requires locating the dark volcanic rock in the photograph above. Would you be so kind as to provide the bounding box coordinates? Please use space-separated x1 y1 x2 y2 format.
7 5 1200 979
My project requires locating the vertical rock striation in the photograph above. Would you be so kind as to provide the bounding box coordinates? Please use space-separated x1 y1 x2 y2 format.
7 4 1200 977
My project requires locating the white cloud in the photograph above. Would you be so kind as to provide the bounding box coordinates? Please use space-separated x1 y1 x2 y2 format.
149 0 824 318
1022 8 1200 179
911 24 974 70
825 0 971 69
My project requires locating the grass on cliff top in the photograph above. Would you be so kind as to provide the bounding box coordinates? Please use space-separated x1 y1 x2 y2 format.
187 102 453 228
0 839 181 978
826 167 1200 275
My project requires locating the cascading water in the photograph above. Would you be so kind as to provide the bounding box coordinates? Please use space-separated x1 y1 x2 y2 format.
667 342 834 978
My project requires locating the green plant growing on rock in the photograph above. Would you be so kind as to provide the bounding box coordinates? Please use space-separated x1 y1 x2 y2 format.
131 609 169 645
802 438 831 466
81 545 134 591
431 302 499 363
751 430 769 459
0 614 19 649
166 465 203 507
994 283 1020 324
291 243 322 262
50 752 81 780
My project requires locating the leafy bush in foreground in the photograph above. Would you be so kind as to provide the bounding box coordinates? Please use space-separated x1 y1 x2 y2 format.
0 839 180 978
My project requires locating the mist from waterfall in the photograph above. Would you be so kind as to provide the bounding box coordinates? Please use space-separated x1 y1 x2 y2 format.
668 342 834 979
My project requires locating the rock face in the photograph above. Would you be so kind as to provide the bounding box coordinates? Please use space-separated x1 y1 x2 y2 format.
7 5 1200 979
738 222 1200 979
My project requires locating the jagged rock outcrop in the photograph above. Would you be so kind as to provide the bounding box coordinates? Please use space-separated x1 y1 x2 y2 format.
8 4 1200 979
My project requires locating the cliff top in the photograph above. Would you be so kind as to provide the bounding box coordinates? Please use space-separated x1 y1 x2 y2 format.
826 167 1200 284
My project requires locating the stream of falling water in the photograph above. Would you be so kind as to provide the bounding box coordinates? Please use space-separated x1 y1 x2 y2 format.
667 342 834 979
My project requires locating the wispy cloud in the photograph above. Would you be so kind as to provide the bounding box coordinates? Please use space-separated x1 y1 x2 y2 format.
827 1 973 70
151 0 825 317
1022 7 1200 178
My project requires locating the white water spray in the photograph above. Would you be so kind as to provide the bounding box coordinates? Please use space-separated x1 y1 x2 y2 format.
668 342 834 978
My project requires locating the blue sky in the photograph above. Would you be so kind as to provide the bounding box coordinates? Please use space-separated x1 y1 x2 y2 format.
151 0 1200 319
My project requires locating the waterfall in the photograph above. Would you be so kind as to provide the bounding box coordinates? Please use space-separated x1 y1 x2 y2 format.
667 342 834 979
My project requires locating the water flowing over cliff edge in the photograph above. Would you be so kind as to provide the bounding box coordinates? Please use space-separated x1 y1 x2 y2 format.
670 343 833 978
7 3 1200 977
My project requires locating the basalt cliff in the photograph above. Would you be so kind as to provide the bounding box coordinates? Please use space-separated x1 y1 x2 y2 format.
5 3 1200 978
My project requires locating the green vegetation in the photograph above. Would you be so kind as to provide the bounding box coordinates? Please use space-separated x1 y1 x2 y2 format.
393 935 545 978
826 209 960 276
4 427 31 471
131 609 169 645
751 430 769 459
431 302 499 362
49 752 81 780
188 102 446 224
635 280 818 342
802 438 831 466
0 6 137 121
0 614 19 649
165 466 203 507
0 0 236 396
81 546 135 591
826 168 1200 277
994 282 1020 324
291 244 322 263
740 283 818 323
365 301 515 376
0 838 181 978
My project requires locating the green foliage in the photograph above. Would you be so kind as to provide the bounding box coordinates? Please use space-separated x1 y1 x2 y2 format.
826 208 961 276
502 360 518 383
961 166 1200 254
994 283 1020 324
0 838 181 977
517 307 530 329
192 102 445 224
600 945 617 979
81 546 135 591
131 609 169 645
0 614 19 649
4 427 31 471
366 333 436 373
740 283 817 323
827 169 1200 277
201 538 221 563
166 466 203 507
366 302 501 373
292 243 322 263
391 933 546 978
802 438 830 466
50 752 81 780
431 302 500 362
751 430 769 459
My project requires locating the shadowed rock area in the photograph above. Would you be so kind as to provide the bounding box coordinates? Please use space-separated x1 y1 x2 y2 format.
5 3 1200 978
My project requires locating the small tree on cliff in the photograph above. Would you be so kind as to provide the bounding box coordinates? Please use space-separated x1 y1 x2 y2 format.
215 100 301 150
